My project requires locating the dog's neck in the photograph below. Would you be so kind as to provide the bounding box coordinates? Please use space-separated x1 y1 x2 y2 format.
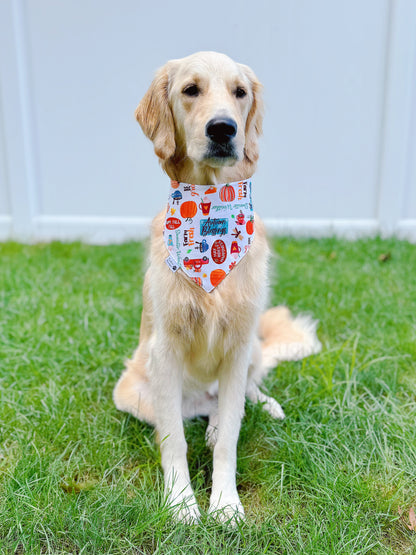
162 154 257 186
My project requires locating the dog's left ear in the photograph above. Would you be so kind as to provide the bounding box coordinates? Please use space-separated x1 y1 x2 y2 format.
239 64 264 164
135 63 176 160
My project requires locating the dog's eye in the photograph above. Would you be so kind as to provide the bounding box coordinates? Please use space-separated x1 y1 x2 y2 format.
182 84 200 97
235 87 247 98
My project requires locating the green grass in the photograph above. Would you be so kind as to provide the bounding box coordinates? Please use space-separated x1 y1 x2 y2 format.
0 237 415 554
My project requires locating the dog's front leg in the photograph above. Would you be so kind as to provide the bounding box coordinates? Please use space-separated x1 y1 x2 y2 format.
209 347 250 523
149 342 200 523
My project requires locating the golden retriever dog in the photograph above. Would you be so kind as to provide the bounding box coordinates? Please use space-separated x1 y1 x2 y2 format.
113 51 321 524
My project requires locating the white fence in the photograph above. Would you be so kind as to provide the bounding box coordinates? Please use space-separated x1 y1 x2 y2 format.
1 0 416 243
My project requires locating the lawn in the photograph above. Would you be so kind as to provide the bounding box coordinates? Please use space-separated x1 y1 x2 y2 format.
0 237 415 554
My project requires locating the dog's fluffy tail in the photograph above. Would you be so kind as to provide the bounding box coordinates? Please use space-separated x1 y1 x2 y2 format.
259 306 322 370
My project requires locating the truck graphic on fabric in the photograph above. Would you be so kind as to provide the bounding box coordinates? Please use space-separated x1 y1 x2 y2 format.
183 256 209 272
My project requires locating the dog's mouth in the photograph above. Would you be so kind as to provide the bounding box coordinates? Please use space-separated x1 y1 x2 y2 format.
203 142 239 166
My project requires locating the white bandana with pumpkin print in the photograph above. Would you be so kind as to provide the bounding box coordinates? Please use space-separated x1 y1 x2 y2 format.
163 178 255 292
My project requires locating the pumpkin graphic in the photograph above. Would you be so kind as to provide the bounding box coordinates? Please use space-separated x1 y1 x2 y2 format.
219 184 235 202
210 269 226 287
171 180 180 189
246 218 254 235
180 201 197 220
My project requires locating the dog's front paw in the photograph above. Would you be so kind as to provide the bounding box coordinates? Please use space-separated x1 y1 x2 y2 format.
166 486 200 524
170 499 201 525
208 493 245 526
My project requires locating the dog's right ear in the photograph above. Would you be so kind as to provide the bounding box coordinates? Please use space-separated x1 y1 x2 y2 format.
239 64 264 164
135 65 176 160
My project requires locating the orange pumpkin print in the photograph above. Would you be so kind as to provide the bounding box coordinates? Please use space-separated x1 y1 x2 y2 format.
210 269 226 287
180 201 197 220
246 218 254 235
219 184 235 202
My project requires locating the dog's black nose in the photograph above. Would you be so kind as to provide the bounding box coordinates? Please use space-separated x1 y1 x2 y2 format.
205 118 237 144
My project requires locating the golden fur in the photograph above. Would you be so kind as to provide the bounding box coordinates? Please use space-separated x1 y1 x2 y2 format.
113 52 321 524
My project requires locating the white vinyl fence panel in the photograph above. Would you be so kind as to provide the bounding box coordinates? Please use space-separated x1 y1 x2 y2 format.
0 0 415 243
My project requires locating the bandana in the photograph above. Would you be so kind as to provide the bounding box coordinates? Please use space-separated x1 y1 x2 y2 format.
163 178 255 292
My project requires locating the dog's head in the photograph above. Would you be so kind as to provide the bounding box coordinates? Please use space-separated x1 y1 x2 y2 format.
135 52 263 170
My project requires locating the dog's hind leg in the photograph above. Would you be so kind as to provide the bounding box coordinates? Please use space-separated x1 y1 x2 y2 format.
246 381 285 419
113 279 158 425
113 342 155 425
244 307 322 420
246 336 285 419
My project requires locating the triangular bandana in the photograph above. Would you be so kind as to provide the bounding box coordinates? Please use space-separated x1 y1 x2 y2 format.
163 178 255 292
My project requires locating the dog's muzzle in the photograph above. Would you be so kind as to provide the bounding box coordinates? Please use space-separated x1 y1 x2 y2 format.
204 117 238 161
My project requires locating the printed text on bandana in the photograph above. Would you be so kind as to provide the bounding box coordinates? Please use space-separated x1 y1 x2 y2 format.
200 218 228 236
